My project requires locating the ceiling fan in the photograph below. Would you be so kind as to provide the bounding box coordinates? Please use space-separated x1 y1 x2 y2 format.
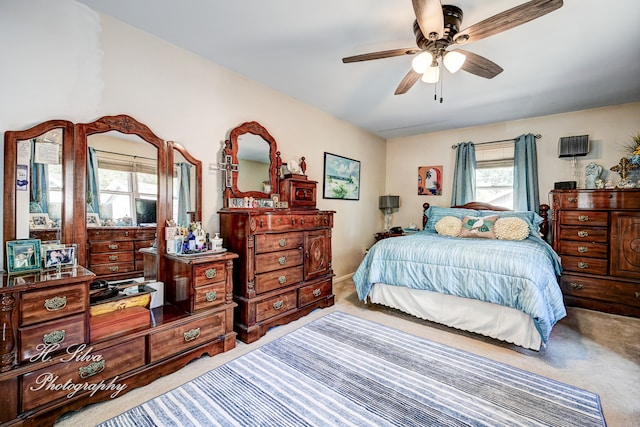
342 0 563 95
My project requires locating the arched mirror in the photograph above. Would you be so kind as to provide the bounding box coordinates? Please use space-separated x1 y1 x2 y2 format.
223 121 280 206
75 115 168 283
3 120 75 264
169 141 202 228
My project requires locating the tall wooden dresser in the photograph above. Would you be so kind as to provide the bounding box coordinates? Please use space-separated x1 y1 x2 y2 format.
551 189 640 317
220 207 334 343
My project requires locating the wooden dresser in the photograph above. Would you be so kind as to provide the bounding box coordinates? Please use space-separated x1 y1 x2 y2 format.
220 208 334 343
0 253 238 426
551 189 640 317
87 227 156 281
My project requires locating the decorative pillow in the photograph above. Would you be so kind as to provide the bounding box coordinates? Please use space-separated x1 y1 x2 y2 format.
424 206 479 232
459 215 498 239
480 210 543 236
435 216 462 237
494 217 530 240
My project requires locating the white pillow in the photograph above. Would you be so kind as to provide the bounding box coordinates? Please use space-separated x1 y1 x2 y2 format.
494 217 530 241
435 216 462 237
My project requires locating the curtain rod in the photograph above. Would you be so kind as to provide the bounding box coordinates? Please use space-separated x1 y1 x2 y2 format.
93 148 155 162
451 134 541 149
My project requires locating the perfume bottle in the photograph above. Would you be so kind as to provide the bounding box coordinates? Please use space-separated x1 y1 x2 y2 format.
212 233 223 251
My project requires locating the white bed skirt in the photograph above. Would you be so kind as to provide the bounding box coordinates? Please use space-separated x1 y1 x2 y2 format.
368 283 542 351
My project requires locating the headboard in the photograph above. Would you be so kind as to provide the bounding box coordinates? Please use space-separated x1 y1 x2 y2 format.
422 202 550 241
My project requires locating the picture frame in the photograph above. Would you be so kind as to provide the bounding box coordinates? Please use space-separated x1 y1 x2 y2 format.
6 239 42 275
418 165 443 196
262 199 275 208
29 213 51 229
270 193 280 204
44 244 76 269
86 213 101 227
323 152 360 200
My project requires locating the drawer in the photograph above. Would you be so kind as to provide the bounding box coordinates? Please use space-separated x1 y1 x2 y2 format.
553 190 640 210
88 228 137 240
135 239 155 260
298 279 332 307
255 232 303 253
135 229 157 240
255 290 297 322
194 282 226 311
89 251 134 265
558 226 608 243
89 240 134 253
21 336 146 411
193 261 226 287
255 248 303 274
18 313 86 363
560 274 640 307
559 211 608 227
561 255 608 275
148 312 225 363
88 262 135 276
21 283 87 327
558 240 608 259
255 266 303 294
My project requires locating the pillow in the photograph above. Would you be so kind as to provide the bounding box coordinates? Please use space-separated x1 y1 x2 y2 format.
424 206 479 232
435 216 462 237
459 215 498 239
479 210 543 236
494 217 530 240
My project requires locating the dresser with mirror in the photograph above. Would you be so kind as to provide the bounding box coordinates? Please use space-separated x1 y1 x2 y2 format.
219 121 335 343
1 115 236 425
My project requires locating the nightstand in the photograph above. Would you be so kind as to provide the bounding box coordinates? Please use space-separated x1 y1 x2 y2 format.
374 231 405 241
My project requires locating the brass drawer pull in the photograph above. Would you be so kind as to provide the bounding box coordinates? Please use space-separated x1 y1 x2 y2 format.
313 288 321 297
278 238 286 247
108 244 119 250
124 231 129 237
109 255 118 261
44 296 67 311
205 268 217 279
578 215 589 222
569 282 584 290
205 291 217 302
577 246 588 253
300 218 305 225
184 327 201 342
577 230 589 238
291 218 296 225
278 276 286 284
273 300 284 310
79 360 105 379
635 292 640 300
577 262 589 269
260 219 265 227
109 266 119 272
43 330 66 345
278 256 286 265
568 197 578 203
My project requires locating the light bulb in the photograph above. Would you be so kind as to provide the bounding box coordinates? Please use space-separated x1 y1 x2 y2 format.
443 51 466 73
422 64 440 83
411 51 433 74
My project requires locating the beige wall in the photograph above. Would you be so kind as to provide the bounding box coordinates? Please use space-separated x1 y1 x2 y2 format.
386 102 640 229
0 0 386 278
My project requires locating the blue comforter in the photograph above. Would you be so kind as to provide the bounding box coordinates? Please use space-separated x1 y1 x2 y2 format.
353 231 566 344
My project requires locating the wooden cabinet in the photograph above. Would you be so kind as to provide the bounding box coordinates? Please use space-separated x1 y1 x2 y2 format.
551 189 640 317
220 208 334 343
279 177 317 209
87 227 156 281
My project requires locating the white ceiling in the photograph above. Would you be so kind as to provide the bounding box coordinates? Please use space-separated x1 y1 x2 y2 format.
76 0 640 139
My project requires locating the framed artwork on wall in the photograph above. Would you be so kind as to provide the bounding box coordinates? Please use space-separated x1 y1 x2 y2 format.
323 152 360 200
418 165 443 195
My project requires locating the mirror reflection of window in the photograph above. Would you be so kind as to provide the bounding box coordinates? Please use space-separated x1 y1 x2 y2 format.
237 133 270 192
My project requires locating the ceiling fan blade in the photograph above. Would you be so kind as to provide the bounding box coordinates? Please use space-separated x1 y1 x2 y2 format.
412 0 444 40
454 0 563 44
395 69 421 95
342 48 420 63
455 49 503 79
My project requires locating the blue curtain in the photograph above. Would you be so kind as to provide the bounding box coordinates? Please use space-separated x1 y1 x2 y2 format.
513 133 539 213
451 142 476 206
87 147 100 215
30 139 48 213
177 163 192 227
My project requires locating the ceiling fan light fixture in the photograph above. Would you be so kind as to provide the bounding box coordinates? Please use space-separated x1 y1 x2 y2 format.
421 63 440 84
411 51 433 74
443 51 466 73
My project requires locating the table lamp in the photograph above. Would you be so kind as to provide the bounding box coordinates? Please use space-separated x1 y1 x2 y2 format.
379 195 400 232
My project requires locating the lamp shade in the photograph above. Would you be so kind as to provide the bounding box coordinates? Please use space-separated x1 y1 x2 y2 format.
411 51 433 74
443 51 466 73
558 135 589 158
379 195 400 210
421 65 440 84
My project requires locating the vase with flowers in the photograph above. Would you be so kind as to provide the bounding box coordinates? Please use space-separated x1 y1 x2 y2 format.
629 133 640 167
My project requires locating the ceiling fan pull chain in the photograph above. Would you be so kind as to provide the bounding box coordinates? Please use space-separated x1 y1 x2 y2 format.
440 65 444 103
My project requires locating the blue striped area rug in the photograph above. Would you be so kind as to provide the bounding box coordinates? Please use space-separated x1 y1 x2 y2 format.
100 311 605 426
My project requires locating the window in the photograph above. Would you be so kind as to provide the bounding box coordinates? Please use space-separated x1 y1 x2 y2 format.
475 142 514 209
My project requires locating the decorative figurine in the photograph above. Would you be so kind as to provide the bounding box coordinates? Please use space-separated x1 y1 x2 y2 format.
585 162 602 189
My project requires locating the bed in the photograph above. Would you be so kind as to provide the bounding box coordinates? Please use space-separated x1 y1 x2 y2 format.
353 202 566 350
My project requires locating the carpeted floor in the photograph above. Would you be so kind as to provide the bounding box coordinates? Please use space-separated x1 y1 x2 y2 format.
57 278 640 426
